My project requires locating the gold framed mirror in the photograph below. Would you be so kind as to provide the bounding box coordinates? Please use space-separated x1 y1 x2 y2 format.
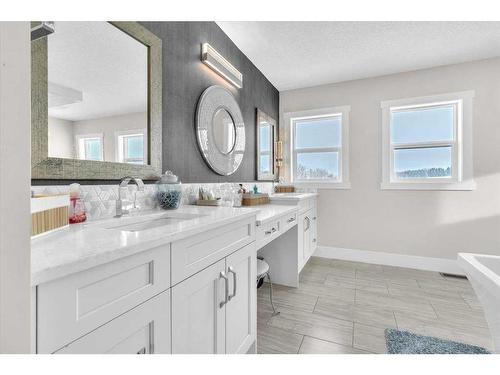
31 21 162 180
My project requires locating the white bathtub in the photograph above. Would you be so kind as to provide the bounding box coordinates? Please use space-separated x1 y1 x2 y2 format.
458 253 500 353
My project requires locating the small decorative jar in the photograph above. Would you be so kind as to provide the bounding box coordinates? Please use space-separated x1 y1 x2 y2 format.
156 171 182 209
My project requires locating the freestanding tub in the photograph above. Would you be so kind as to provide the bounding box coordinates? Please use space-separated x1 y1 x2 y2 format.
458 253 500 353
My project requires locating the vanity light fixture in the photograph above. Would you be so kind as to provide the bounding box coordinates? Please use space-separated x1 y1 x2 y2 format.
201 43 243 88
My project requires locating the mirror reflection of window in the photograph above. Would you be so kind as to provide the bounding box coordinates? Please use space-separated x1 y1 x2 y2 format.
116 130 146 164
259 122 272 174
46 22 148 164
76 134 103 161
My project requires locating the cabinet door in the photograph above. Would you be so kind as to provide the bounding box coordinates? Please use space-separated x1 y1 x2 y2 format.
225 243 256 354
56 290 171 354
171 259 226 354
299 212 311 269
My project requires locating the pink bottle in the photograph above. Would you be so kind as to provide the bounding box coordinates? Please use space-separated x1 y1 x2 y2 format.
69 183 87 224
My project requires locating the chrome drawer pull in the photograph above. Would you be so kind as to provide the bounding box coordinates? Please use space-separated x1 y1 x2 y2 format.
287 217 295 223
228 266 237 301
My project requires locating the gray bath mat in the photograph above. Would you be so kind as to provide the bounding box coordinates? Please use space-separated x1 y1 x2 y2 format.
385 328 490 354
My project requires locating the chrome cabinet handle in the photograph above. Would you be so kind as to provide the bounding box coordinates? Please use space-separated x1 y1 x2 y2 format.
265 227 276 235
313 216 317 220
287 217 295 223
228 266 237 301
219 271 229 308
304 217 310 231
137 347 146 354
313 238 317 243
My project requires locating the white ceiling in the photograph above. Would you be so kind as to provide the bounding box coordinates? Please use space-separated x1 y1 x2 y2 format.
216 22 500 91
48 22 147 121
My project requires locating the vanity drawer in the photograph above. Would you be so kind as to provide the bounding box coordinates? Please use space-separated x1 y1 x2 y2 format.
37 245 170 354
256 219 280 249
171 217 255 286
281 212 298 233
55 289 171 354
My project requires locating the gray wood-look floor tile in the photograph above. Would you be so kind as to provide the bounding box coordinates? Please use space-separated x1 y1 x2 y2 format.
325 274 389 294
257 256 492 354
355 289 437 316
353 323 388 353
266 306 354 346
315 296 397 328
355 269 420 287
257 325 304 354
299 336 371 354
258 286 318 312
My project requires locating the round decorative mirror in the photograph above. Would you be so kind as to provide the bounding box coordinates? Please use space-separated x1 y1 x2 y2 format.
196 86 245 175
213 108 236 155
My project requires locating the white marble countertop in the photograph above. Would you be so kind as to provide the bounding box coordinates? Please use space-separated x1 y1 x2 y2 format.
269 192 318 202
31 206 258 286
255 204 299 226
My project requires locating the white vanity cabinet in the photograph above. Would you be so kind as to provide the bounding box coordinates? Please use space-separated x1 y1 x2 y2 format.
36 245 171 354
34 214 257 354
269 194 318 272
171 242 256 354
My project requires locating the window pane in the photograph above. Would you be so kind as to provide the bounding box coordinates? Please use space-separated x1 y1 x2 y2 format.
125 135 144 159
85 138 101 160
296 152 339 180
394 146 452 179
295 116 341 149
260 155 270 174
259 124 271 152
391 105 454 144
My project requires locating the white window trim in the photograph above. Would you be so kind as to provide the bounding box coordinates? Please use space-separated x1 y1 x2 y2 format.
115 129 147 164
75 133 104 161
381 90 475 191
284 106 351 189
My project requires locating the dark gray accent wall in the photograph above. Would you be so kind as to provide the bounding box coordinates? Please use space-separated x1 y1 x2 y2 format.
140 21 279 183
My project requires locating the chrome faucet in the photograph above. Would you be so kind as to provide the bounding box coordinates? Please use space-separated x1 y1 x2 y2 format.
115 177 145 217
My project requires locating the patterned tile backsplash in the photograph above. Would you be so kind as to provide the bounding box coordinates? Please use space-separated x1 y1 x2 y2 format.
31 182 276 221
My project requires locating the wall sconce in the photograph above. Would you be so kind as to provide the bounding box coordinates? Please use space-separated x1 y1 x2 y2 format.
275 140 283 168
201 43 243 88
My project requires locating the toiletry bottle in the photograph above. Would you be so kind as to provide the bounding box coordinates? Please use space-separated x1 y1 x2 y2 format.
253 185 258 194
69 183 87 224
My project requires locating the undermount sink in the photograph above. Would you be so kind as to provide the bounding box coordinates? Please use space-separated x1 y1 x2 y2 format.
104 212 206 232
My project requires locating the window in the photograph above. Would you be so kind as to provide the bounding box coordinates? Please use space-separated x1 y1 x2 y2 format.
116 130 146 164
286 106 350 188
381 91 475 190
76 134 103 161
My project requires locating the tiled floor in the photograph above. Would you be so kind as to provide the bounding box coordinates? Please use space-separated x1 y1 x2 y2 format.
257 256 493 354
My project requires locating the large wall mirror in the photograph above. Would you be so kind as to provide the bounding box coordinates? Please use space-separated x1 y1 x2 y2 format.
256 109 278 181
31 21 162 180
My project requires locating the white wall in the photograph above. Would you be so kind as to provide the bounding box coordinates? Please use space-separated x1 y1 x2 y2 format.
280 58 500 261
0 22 31 353
48 116 74 158
72 111 146 162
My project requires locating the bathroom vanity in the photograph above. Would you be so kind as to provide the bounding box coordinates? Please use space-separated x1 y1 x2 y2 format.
31 207 258 354
30 193 318 354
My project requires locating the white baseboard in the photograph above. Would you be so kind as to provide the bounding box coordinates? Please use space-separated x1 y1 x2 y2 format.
314 246 464 275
